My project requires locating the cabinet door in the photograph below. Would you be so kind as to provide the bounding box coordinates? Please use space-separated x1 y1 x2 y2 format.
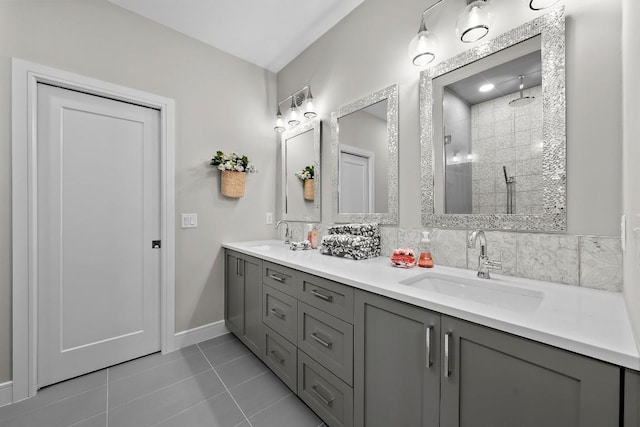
242 254 262 356
224 250 261 357
354 290 441 427
225 250 244 337
625 369 640 427
440 316 620 427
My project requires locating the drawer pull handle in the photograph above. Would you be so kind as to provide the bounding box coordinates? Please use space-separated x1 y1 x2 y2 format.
426 325 433 368
269 274 285 283
269 350 285 364
310 332 332 348
311 384 335 406
444 332 451 378
311 289 333 302
270 308 286 319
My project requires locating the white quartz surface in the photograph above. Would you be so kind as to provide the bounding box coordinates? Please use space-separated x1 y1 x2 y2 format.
223 240 640 370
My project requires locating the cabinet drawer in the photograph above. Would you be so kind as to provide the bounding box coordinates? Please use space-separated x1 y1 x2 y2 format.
263 285 297 344
298 350 353 427
298 272 354 323
262 325 297 393
263 261 298 296
298 302 353 385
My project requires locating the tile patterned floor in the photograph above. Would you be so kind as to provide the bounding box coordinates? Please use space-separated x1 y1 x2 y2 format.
0 334 325 427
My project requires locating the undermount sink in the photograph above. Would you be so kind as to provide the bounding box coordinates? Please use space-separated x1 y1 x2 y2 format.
398 271 544 312
249 244 273 251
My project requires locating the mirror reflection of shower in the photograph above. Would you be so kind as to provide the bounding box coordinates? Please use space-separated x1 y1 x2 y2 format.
503 165 515 214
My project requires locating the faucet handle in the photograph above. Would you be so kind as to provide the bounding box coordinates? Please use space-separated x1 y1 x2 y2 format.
485 250 503 271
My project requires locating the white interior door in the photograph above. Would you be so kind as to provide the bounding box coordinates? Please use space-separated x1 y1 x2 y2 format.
339 150 371 213
37 84 161 388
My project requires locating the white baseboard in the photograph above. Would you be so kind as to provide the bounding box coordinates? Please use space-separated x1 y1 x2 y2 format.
174 320 230 349
0 381 13 408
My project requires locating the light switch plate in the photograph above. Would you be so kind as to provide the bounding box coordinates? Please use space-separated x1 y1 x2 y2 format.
181 213 198 228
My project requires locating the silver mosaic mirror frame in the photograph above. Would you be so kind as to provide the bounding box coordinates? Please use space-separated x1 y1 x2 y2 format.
420 7 566 231
331 84 399 224
280 118 321 222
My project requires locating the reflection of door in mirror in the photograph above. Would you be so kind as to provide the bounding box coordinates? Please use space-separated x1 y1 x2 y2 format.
285 129 315 219
339 145 374 213
337 100 389 213
442 50 542 215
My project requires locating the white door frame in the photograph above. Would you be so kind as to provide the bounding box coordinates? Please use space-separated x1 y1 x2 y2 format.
11 58 176 401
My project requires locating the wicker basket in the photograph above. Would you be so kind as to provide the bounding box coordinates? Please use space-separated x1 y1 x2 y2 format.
221 170 246 198
303 178 314 201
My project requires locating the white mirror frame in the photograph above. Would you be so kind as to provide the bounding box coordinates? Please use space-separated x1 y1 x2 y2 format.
420 7 566 231
280 118 321 222
331 84 399 224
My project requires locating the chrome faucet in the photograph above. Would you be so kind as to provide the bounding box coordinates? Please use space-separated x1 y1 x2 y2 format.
275 220 292 244
467 230 502 279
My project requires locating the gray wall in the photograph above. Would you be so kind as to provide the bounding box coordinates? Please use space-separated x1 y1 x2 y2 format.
0 0 277 382
277 0 622 236
622 0 640 347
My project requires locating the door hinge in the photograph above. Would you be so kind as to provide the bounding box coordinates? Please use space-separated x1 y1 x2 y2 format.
152 240 161 249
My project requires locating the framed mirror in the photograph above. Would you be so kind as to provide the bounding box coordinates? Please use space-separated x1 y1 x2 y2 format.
280 118 321 222
420 7 565 231
331 84 398 224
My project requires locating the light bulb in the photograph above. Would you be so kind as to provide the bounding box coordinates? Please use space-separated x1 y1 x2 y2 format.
274 105 285 132
304 88 317 118
456 0 494 43
408 18 439 67
288 97 300 126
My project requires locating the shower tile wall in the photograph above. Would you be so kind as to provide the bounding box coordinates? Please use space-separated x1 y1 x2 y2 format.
471 85 543 214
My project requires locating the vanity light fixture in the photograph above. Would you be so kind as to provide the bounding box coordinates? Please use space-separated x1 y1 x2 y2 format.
288 97 300 127
456 0 494 43
452 153 459 162
526 0 560 10
274 85 316 132
479 83 495 92
274 105 286 132
304 87 317 118
409 0 444 67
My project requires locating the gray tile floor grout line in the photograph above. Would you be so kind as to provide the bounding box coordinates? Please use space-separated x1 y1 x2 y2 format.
147 389 229 427
209 351 256 370
106 365 212 413
226 370 270 391
108 348 203 386
68 411 107 427
197 343 255 427
243 391 293 421
0 374 109 424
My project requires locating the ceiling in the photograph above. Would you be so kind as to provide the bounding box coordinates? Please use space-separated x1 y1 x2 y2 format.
107 0 365 73
446 51 543 105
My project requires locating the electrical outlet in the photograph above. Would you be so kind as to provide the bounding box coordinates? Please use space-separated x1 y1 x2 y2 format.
181 213 198 228
266 212 273 225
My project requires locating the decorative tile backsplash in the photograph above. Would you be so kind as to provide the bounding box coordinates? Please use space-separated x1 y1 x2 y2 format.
276 223 623 292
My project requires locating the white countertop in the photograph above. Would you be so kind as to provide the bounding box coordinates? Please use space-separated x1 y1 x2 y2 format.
223 240 640 370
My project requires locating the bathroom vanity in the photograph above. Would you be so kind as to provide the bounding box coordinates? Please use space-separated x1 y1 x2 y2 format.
223 241 640 427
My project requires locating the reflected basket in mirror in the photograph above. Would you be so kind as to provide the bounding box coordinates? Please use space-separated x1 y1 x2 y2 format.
304 179 314 201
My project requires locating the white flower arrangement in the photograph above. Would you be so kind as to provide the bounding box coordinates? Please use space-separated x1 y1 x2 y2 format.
295 165 314 181
210 151 257 173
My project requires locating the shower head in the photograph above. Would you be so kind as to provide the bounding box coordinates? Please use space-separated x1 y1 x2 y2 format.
509 75 535 107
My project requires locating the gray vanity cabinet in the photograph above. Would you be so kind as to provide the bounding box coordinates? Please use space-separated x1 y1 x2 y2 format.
224 250 262 357
354 290 441 427
625 369 640 427
440 316 620 427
